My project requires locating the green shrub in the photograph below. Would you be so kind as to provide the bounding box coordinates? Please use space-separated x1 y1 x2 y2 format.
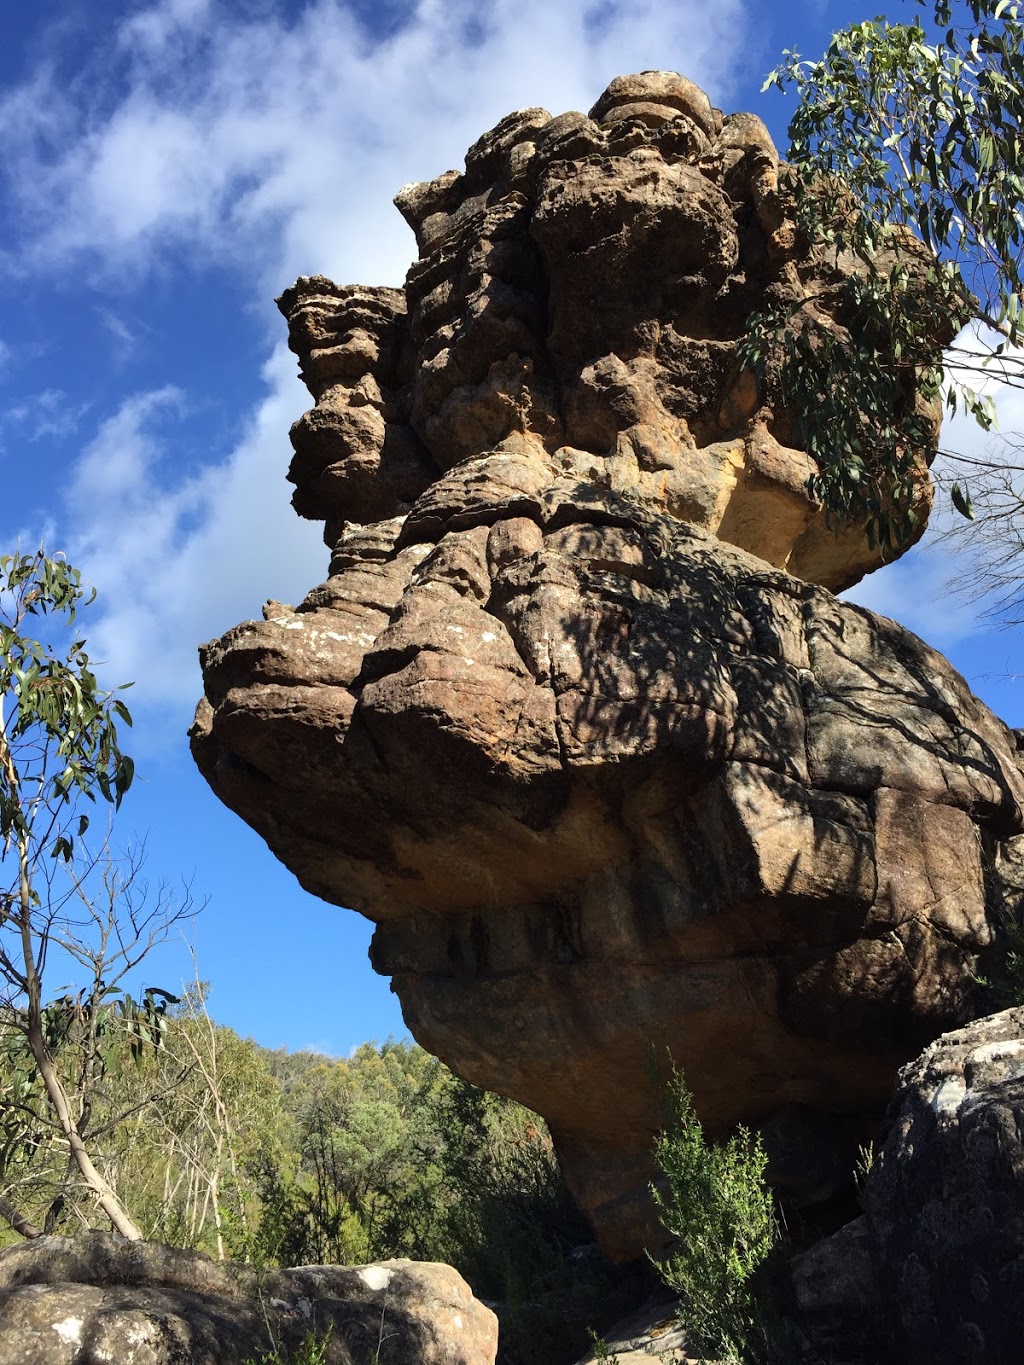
975 909 1024 1010
650 1070 777 1365
243 1325 332 1365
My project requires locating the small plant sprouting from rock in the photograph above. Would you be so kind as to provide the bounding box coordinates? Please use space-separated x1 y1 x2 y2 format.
854 1140 876 1209
585 1325 613 1361
243 1325 332 1365
650 1068 777 1365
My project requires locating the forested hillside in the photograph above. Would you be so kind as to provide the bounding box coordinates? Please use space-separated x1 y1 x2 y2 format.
0 1000 636 1363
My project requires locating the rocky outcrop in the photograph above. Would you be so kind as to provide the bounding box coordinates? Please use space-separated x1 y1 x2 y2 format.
787 1215 887 1362
192 507 1024 1261
0 1233 498 1365
860 1006 1024 1364
278 70 945 591
192 73 1023 1263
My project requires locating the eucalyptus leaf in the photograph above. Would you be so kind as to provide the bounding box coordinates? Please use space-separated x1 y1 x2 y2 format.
758 2 1024 549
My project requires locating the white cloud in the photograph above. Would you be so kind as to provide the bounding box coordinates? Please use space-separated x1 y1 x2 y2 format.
70 386 183 507
1 0 750 749
66 348 323 742
3 0 747 292
3 388 92 443
118 0 213 55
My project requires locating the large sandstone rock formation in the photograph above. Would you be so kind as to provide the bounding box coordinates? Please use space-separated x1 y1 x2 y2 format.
192 72 1024 1262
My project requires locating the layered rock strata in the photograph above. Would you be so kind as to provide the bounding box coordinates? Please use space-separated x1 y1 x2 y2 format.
278 70 943 591
192 73 1023 1263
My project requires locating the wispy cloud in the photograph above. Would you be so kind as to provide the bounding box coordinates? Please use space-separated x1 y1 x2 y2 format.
2 0 747 293
117 0 213 55
842 537 983 649
96 307 143 364
64 349 322 737
3 388 92 443
70 385 184 507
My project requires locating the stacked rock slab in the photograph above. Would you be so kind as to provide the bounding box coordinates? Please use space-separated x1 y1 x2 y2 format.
192 73 1024 1262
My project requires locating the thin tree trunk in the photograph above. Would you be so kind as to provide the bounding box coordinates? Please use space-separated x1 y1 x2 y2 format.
0 1193 41 1239
27 1023 143 1240
210 1134 225 1260
14 831 142 1241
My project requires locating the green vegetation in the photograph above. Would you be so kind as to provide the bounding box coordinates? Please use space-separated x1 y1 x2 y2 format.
650 1070 778 1365
747 0 1024 596
0 1012 622 1364
243 1326 333 1365
236 1039 623 1364
0 549 192 1241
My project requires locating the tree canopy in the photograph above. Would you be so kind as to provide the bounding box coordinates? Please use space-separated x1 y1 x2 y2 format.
750 0 1024 594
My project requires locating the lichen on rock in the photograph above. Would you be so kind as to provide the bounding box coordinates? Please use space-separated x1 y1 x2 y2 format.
0 1233 497 1364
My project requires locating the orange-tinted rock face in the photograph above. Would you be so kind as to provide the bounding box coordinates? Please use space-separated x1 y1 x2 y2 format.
277 70 943 593
192 74 1020 1262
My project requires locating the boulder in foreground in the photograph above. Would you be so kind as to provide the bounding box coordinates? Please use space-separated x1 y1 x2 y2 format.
0 1233 498 1365
863 1005 1024 1364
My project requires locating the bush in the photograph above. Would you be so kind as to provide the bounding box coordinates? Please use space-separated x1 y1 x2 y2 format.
234 1045 617 1364
650 1070 777 1365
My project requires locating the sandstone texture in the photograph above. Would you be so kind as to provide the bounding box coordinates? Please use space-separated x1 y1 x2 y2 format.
861 1006 1024 1364
0 1233 498 1365
192 72 1023 1263
277 69 943 590
572 1295 690 1363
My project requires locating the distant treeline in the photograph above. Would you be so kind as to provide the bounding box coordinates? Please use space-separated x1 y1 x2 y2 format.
0 994 633 1364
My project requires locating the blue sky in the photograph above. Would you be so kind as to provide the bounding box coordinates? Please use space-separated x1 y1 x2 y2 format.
3 0 1019 1056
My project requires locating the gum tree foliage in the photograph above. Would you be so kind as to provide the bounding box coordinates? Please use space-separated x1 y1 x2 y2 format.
650 1070 777 1365
0 550 182 1240
742 0 1024 576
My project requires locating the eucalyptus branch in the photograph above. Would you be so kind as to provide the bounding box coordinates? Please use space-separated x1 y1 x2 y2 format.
756 2 1024 604
0 550 149 1239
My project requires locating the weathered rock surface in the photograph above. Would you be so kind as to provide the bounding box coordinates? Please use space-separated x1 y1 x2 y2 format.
786 1215 887 1362
278 70 944 591
572 1294 690 1363
0 1233 498 1365
192 72 1023 1263
861 1006 1024 1364
193 504 1024 1260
